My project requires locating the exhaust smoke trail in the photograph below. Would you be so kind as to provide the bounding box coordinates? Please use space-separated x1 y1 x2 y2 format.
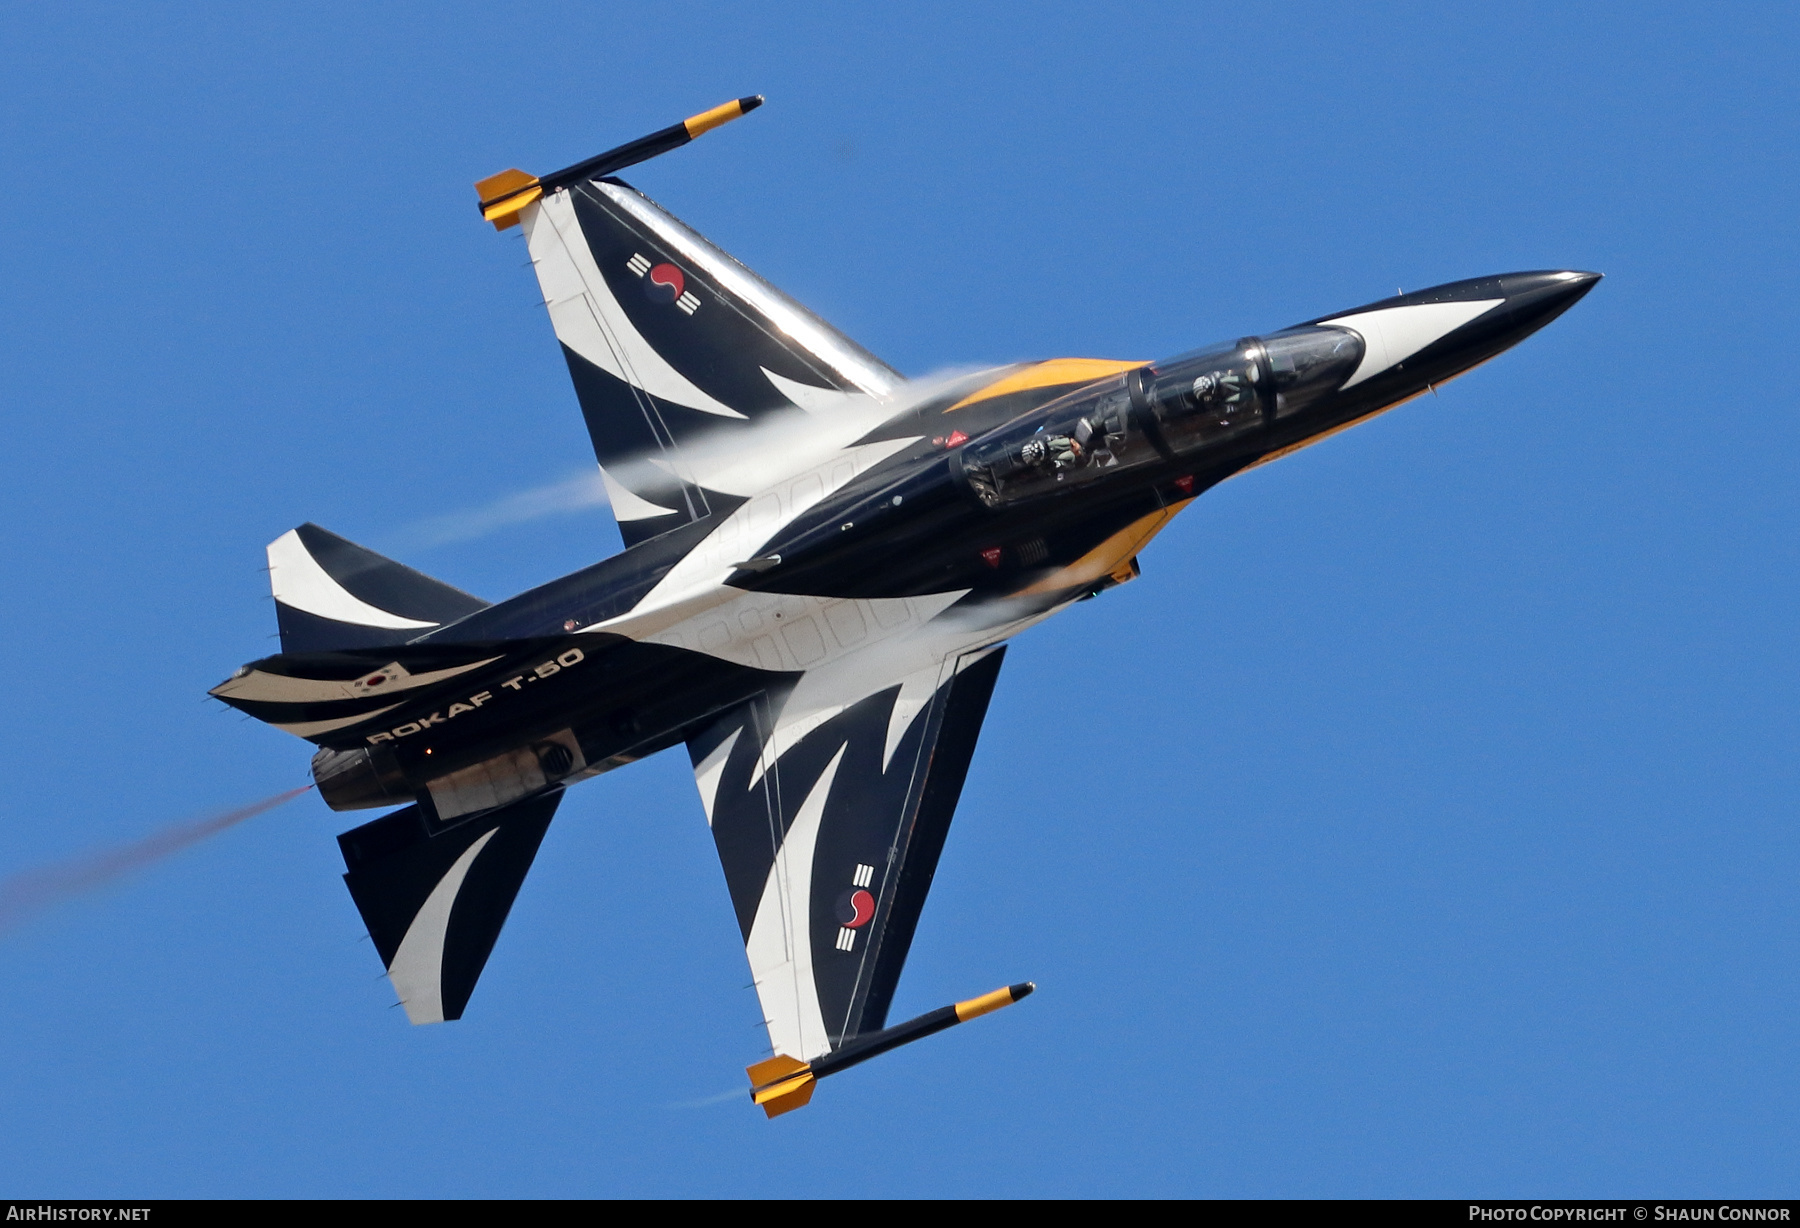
0 786 312 935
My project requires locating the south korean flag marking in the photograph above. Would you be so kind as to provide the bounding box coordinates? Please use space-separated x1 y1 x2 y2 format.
351 663 410 696
645 262 684 305
833 866 876 955
628 253 702 314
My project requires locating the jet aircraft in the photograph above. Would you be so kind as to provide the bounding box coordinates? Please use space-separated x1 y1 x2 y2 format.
211 97 1600 1116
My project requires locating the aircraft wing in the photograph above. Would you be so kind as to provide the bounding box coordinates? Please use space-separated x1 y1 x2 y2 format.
518 174 905 547
687 645 1007 1061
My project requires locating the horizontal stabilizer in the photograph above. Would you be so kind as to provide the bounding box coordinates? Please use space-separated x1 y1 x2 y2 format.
339 790 561 1024
210 640 509 745
269 524 488 653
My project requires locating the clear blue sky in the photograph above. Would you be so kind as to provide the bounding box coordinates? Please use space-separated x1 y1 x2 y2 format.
1 1 1795 1198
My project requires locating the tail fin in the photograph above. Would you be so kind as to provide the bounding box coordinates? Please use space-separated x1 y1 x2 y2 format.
269 524 488 653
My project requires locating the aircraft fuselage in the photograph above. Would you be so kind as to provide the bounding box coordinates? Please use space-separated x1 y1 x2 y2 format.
296 269 1598 824
209 96 1602 1074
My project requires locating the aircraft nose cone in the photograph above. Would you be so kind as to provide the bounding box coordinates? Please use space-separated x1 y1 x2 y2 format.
1313 269 1602 394
1500 270 1603 331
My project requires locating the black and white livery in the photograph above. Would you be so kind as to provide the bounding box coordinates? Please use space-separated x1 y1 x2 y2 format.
212 97 1600 1116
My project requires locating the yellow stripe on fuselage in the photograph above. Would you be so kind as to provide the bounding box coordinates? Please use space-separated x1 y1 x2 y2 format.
946 358 1144 413
1014 499 1195 598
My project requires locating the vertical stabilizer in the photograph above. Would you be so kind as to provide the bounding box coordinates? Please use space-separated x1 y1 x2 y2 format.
267 524 488 653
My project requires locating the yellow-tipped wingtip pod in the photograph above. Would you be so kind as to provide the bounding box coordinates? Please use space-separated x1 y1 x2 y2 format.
955 981 1034 1021
746 1054 816 1119
744 981 1035 1119
683 94 764 139
474 94 766 232
474 168 542 231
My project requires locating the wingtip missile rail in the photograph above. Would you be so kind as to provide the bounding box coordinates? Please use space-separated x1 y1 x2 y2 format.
746 982 1036 1118
475 94 765 231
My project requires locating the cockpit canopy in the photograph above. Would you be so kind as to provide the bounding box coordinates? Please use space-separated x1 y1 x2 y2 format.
1144 326 1363 452
1264 326 1364 417
1142 337 1266 453
958 372 1159 508
957 325 1363 508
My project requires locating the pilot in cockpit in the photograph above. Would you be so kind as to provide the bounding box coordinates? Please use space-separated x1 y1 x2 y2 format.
1073 414 1119 468
1017 404 1126 478
1191 366 1256 427
1020 432 1081 471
